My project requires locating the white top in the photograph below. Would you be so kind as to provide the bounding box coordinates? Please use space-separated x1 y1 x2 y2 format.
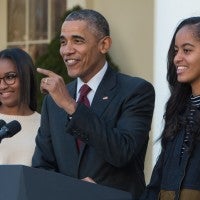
0 112 40 166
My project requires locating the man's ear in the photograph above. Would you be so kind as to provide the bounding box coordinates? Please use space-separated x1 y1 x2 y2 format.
98 36 112 54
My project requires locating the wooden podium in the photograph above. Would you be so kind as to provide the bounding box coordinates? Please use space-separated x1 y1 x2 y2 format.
0 165 132 200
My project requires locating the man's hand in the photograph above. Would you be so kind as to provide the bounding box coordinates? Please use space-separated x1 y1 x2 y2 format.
37 68 77 115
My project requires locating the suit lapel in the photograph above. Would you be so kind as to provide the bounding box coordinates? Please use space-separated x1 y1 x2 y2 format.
67 80 77 99
91 67 118 117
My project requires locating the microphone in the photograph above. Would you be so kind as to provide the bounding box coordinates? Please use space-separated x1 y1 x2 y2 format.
0 120 21 143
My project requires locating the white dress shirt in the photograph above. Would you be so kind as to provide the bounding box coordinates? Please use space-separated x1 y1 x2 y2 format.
76 62 108 105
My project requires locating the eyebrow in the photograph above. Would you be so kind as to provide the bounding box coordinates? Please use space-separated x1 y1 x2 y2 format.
5 71 17 74
60 35 85 41
175 43 195 48
0 72 17 79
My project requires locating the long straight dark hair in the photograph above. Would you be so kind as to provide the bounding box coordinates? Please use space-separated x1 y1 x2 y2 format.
0 48 37 111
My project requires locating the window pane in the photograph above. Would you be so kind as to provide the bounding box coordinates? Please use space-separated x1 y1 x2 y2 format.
29 44 48 62
29 0 48 40
7 0 25 42
51 0 66 38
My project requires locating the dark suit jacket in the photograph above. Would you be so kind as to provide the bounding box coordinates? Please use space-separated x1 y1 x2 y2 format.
32 66 155 199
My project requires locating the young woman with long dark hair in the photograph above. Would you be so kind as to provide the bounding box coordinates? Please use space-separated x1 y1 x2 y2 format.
142 16 200 200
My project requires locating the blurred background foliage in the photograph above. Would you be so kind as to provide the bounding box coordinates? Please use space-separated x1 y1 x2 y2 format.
35 5 118 112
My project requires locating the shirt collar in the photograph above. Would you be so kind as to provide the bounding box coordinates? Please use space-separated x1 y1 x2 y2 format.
77 62 108 94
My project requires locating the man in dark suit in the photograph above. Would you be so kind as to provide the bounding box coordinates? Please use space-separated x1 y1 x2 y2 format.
32 9 155 199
